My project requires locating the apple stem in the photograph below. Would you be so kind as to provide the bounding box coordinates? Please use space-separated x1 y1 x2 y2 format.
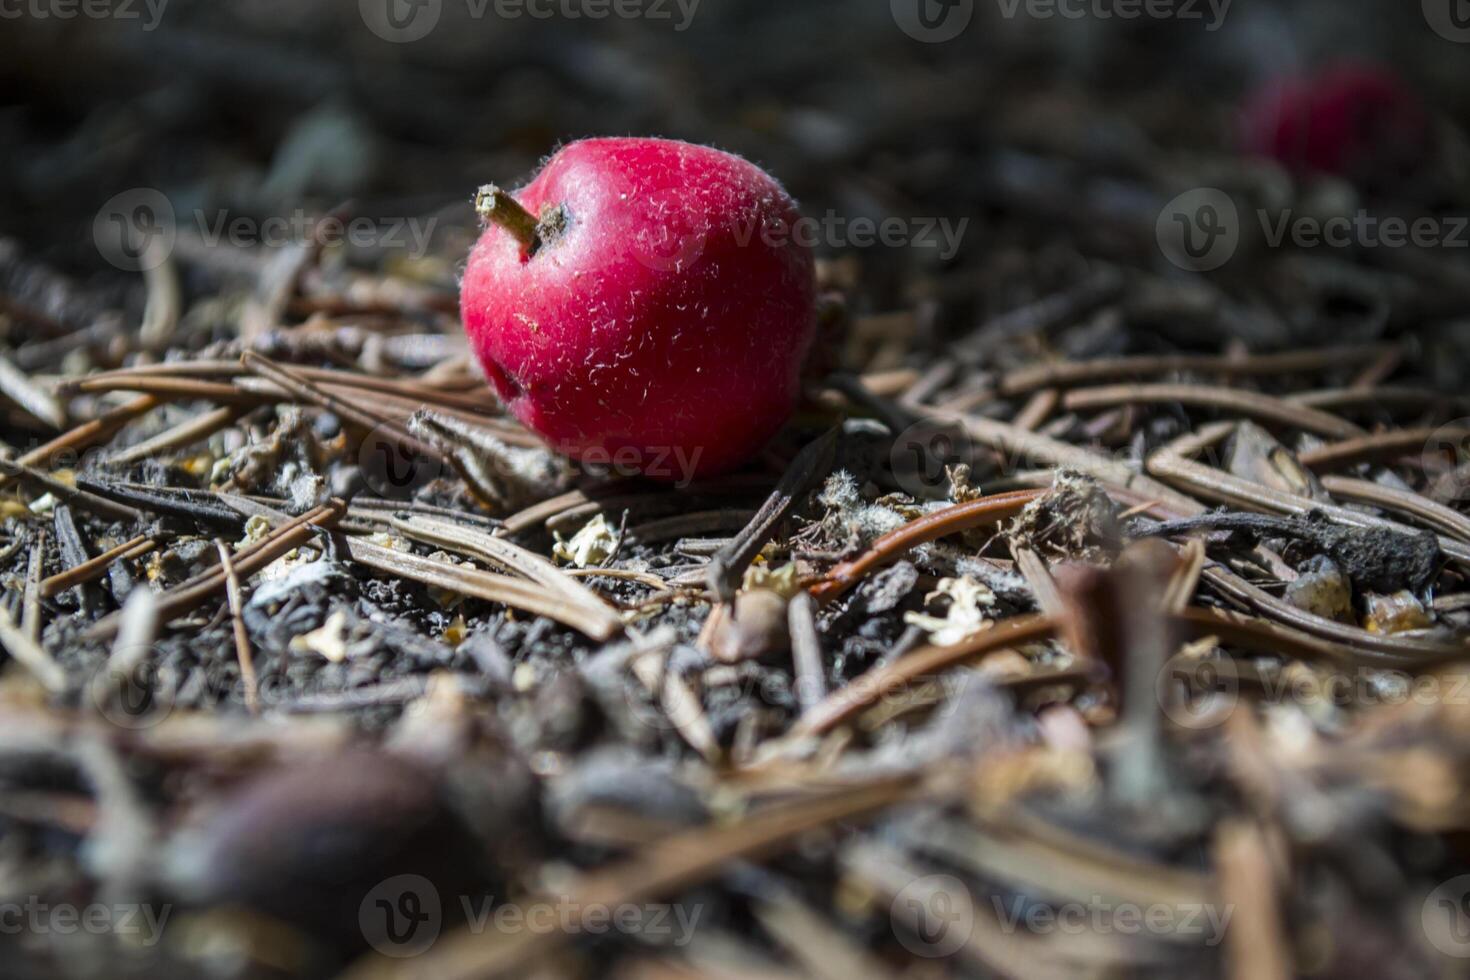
475 184 540 254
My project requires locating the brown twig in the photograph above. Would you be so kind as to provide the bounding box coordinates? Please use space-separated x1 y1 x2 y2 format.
84 501 345 641
931 407 1205 514
241 351 446 465
995 344 1394 397
0 394 158 490
215 540 260 715
0 456 141 522
1320 474 1470 543
341 775 920 980
103 406 241 468
1298 427 1466 472
707 427 839 601
811 489 1045 603
40 534 155 599
1060 382 1364 439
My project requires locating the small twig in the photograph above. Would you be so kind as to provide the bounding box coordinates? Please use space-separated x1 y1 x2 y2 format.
85 501 345 641
41 534 155 599
344 536 622 641
1320 474 1470 543
0 351 65 429
995 344 1394 397
21 529 45 642
241 351 446 466
1012 545 1067 619
812 490 1043 602
73 479 245 531
77 361 500 416
792 614 1061 736
103 405 240 468
786 592 827 714
1060 382 1365 439
1163 539 1207 615
0 605 66 693
1012 388 1059 431
929 406 1205 514
1199 565 1468 666
339 775 919 980
1298 426 1467 472
138 241 181 351
386 514 624 639
629 649 720 762
0 456 141 522
1147 449 1470 565
707 426 839 602
1289 385 1470 414
68 375 254 403
0 394 159 491
1215 819 1292 980
214 540 260 716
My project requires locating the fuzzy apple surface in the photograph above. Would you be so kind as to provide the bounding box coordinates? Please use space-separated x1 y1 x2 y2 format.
461 138 817 481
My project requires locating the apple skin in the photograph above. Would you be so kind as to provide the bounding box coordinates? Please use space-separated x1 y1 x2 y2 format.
1239 64 1433 186
461 137 816 481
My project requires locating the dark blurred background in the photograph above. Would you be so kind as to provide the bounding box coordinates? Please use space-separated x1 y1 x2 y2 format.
1 0 1468 366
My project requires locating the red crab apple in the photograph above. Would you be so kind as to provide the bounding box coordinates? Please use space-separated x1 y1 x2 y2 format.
460 137 817 481
1239 64 1433 187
